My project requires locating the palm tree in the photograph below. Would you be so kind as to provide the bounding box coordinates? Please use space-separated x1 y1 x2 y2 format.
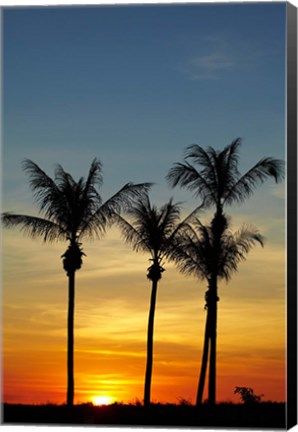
167 139 284 405
2 158 151 406
172 214 264 406
113 194 195 406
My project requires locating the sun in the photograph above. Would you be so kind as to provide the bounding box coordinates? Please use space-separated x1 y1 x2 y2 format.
92 395 113 406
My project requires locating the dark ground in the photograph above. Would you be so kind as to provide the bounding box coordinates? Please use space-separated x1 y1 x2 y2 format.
2 402 286 428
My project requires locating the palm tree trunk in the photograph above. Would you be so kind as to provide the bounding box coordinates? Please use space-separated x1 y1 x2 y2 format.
208 281 218 406
207 205 222 407
144 278 158 406
196 306 211 406
67 270 75 406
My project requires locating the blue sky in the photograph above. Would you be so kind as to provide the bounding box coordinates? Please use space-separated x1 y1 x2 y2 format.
3 3 286 222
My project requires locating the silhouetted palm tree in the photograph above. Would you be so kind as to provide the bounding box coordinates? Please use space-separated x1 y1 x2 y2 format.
2 159 151 406
172 214 264 406
167 139 284 405
113 194 195 406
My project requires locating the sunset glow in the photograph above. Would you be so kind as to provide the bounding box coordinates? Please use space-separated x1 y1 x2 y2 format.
92 396 114 406
2 230 286 404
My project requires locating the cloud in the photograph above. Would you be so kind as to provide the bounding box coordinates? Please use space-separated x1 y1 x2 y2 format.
182 49 235 81
192 51 233 71
180 32 267 81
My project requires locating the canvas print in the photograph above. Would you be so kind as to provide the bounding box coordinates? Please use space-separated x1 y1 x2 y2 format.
1 1 297 429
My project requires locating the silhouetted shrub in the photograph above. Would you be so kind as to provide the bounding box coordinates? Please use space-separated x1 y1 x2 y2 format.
234 386 263 404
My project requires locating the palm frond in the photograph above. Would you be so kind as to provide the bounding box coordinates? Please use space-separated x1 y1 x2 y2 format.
81 158 103 207
157 199 181 238
216 139 242 197
170 232 210 280
72 160 104 236
218 224 264 280
166 162 216 206
223 158 285 205
114 195 186 264
2 212 67 242
55 164 77 190
51 166 89 235
168 211 216 280
232 224 264 251
22 159 68 223
82 182 152 238
54 164 80 229
172 212 264 284
185 145 219 201
105 182 153 214
85 158 103 189
112 213 150 254
222 139 241 179
166 202 206 254
169 142 284 213
185 144 217 177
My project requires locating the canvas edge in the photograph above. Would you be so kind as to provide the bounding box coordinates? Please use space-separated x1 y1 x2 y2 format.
287 1 298 430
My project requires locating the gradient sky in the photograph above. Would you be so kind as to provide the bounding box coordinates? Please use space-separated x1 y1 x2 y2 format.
2 2 286 405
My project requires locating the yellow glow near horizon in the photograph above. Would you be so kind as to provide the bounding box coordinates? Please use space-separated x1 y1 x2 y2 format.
92 395 114 406
2 222 286 404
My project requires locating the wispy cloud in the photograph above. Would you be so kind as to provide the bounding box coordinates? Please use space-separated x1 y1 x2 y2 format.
187 51 235 80
179 31 270 81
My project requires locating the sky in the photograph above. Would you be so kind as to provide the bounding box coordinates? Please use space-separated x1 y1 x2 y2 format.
2 2 287 405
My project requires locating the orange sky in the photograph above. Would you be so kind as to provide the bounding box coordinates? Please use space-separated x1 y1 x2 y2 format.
3 213 286 405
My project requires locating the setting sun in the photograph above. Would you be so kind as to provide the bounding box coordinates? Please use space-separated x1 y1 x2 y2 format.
92 396 114 406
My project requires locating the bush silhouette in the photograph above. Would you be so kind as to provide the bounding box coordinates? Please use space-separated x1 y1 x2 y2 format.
234 386 263 404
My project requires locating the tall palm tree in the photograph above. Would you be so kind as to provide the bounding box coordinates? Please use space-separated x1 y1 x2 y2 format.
172 214 264 406
167 139 284 405
113 194 195 406
2 158 151 406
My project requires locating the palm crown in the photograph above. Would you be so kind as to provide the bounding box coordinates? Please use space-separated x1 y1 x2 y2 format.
113 194 184 280
167 138 284 209
172 214 264 283
2 158 152 246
